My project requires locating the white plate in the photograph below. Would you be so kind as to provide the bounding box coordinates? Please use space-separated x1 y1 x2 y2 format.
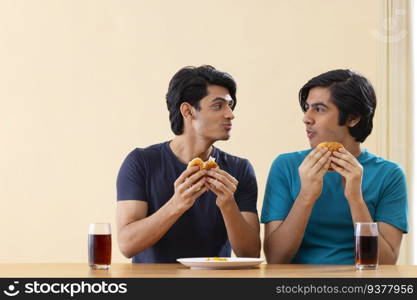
177 257 264 269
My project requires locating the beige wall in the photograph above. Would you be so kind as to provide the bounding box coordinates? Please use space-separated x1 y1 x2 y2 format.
0 0 387 263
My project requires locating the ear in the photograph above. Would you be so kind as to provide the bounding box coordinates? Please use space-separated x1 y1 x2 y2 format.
347 116 361 127
180 102 194 120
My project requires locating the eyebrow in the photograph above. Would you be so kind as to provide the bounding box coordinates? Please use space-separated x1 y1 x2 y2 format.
305 102 329 108
211 97 232 103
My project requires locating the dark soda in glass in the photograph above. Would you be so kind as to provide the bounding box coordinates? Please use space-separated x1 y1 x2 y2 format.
355 235 378 268
88 234 111 268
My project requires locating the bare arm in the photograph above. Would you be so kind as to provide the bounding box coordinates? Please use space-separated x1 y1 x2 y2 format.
221 206 260 257
206 169 261 257
117 200 183 258
377 222 403 264
264 194 316 263
343 199 403 264
263 147 331 263
116 167 207 258
331 148 404 264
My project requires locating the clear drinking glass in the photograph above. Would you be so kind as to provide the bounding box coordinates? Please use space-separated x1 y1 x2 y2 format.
88 223 112 269
355 222 379 270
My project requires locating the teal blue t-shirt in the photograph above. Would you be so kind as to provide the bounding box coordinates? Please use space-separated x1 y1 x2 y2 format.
261 149 408 265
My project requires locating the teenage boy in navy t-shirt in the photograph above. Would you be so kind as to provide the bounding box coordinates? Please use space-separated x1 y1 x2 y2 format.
116 65 260 263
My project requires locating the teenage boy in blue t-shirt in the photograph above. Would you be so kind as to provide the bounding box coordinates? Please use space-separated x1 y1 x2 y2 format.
262 69 408 264
116 65 260 263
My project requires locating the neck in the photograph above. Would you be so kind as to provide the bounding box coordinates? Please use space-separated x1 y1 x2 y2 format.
341 139 362 157
170 135 214 164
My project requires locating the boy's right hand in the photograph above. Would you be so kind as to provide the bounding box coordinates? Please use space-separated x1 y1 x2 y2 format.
298 146 331 204
170 166 208 212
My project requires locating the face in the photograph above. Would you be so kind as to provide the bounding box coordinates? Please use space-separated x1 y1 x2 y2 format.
303 87 353 148
190 85 235 142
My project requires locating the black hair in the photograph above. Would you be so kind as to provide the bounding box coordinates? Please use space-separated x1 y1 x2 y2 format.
299 69 376 142
166 65 237 135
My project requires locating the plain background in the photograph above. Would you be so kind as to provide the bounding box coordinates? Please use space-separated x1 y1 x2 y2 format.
1 0 396 263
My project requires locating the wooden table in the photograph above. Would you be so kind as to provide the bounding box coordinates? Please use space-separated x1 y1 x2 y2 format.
1 263 416 278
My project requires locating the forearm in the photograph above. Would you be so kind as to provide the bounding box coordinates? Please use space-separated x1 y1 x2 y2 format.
118 199 184 258
220 201 261 258
347 197 373 223
265 194 315 264
347 197 398 264
378 233 399 264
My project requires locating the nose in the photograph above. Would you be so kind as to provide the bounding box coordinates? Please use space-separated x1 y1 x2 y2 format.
225 105 235 120
303 109 314 125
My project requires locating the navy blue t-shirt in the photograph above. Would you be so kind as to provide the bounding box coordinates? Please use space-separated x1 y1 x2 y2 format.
116 141 258 263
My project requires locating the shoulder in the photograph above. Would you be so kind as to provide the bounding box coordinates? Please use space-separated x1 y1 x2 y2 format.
139 142 166 158
361 151 406 192
271 149 311 169
361 150 405 176
214 148 257 180
215 147 251 167
125 142 166 161
120 142 167 171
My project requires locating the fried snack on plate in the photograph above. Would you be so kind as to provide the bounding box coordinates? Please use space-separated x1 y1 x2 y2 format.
317 142 344 171
206 257 228 261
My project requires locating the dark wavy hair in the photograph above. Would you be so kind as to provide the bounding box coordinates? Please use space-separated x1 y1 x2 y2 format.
166 65 237 135
299 69 377 142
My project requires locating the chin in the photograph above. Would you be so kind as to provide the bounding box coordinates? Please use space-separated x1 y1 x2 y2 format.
216 134 231 141
308 140 317 149
310 138 339 149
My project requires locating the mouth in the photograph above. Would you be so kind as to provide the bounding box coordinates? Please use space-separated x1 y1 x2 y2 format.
306 129 316 139
223 123 232 131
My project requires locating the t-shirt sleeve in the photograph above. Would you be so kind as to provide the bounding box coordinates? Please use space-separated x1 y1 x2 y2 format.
234 159 258 214
261 155 294 223
116 149 148 201
374 166 408 233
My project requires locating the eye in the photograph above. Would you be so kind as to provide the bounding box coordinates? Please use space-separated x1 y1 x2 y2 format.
213 103 222 110
315 106 326 113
